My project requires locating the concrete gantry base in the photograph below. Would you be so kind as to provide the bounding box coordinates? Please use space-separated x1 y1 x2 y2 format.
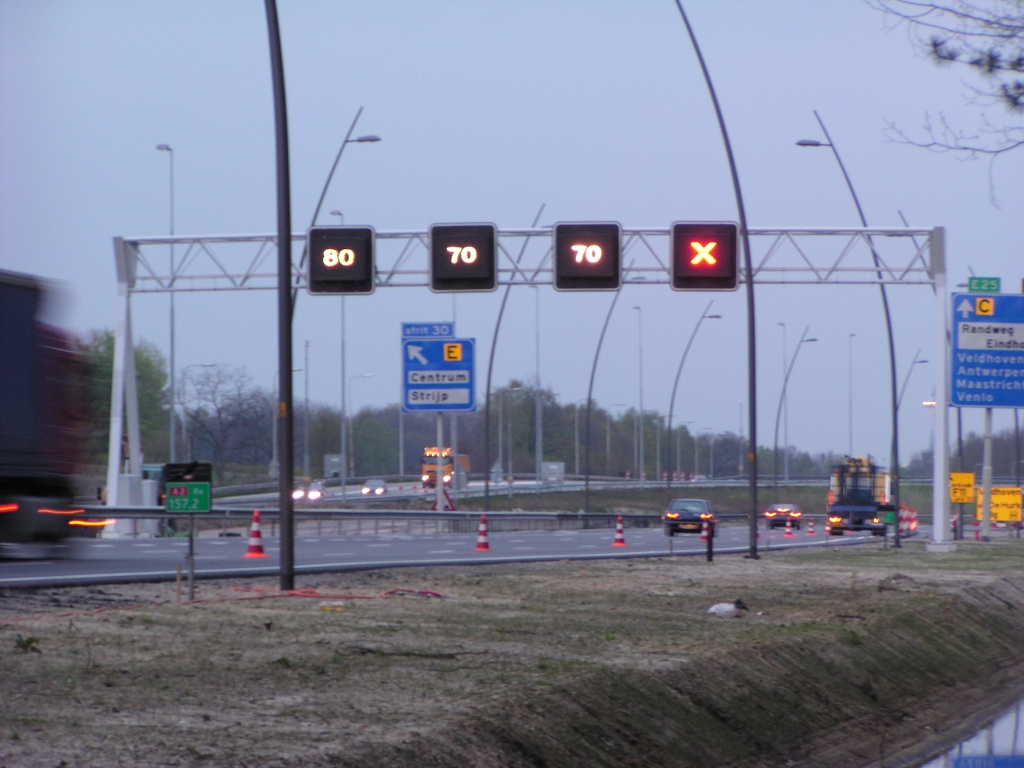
926 541 958 554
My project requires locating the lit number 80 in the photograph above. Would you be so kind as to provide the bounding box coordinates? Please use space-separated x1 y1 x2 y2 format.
571 244 602 264
447 246 478 265
322 248 356 268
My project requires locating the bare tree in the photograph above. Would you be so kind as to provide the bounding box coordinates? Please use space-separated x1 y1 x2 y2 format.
870 1 1024 162
183 366 269 484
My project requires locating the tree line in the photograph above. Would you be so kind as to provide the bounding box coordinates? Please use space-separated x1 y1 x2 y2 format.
80 330 966 487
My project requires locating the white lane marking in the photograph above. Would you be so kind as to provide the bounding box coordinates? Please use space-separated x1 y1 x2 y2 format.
428 549 455 554
366 543 391 548
94 544 114 548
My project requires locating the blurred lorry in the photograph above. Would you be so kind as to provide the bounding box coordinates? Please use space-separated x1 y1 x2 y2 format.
826 455 893 536
0 270 89 543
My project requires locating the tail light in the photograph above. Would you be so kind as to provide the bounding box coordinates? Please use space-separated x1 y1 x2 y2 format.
0 503 18 513
829 516 842 523
666 512 679 519
700 513 712 520
790 511 802 517
765 510 776 517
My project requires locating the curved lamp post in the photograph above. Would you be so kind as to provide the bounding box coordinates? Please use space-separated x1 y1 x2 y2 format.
798 109 901 544
773 327 816 491
666 301 721 489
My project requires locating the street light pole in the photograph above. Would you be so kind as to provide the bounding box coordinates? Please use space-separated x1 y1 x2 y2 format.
666 301 721 489
535 287 542 488
607 403 627 478
347 373 373 478
774 327 817 490
304 340 310 479
848 333 856 456
777 322 789 481
156 144 175 462
633 306 644 484
798 110 901 530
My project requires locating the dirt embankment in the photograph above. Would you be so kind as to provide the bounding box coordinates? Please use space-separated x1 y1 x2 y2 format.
2 539 1024 767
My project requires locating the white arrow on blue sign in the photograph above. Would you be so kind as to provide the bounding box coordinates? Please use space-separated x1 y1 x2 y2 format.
402 338 476 412
951 292 1024 408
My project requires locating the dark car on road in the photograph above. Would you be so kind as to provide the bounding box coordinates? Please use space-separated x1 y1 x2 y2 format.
663 498 715 537
764 503 802 529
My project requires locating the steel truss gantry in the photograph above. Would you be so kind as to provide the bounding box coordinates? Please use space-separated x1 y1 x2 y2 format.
106 226 951 543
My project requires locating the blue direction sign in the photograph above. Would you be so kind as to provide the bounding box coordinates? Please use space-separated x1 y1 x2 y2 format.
402 337 475 412
952 293 1024 408
402 322 454 339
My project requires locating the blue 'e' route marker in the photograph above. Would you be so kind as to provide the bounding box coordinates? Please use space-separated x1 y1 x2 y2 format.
951 293 1024 408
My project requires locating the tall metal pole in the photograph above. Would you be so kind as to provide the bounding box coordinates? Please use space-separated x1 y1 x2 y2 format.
666 301 719 490
535 287 542 488
674 3 759 557
778 322 789 481
340 298 346 500
982 407 993 541
802 110 901 546
483 204 545 510
848 333 856 455
774 327 815 490
304 340 309 478
156 144 175 462
584 266 630 513
633 306 645 484
436 413 445 513
264 0 294 590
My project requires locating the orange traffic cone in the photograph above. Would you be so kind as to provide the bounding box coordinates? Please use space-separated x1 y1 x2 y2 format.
784 518 793 538
475 514 490 552
700 520 709 543
807 518 815 536
825 517 832 536
612 516 626 547
243 510 267 558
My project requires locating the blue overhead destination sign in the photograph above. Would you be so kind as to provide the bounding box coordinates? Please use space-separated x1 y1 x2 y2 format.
951 293 1024 408
402 337 475 412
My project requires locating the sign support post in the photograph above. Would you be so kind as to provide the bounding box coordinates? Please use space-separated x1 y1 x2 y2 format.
436 413 445 514
929 229 952 551
982 408 993 540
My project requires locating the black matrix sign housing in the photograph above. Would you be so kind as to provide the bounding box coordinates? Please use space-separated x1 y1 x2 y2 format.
307 226 375 295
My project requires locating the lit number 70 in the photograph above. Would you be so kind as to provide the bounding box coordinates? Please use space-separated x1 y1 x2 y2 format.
571 244 602 264
322 248 355 267
447 246 478 264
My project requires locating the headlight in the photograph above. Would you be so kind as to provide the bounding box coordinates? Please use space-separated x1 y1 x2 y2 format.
422 475 429 482
292 489 305 500
375 487 384 495
307 490 322 501
361 488 370 494
443 475 451 482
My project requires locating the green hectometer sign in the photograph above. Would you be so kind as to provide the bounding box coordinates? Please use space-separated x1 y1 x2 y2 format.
968 277 1000 293
164 481 211 512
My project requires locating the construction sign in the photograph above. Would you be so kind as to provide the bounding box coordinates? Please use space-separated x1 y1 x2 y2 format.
975 487 1023 522
949 472 975 504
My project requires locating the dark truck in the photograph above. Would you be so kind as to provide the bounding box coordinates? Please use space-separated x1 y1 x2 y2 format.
0 270 89 544
826 456 893 536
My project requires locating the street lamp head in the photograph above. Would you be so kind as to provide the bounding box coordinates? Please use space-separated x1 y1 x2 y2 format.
796 139 827 147
156 144 172 152
706 314 722 319
917 359 929 365
804 338 818 343
351 135 381 143
632 306 641 311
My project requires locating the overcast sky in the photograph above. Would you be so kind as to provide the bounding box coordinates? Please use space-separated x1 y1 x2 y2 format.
2 1 1022 466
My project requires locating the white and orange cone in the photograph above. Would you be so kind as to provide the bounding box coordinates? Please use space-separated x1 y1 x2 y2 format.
243 510 267 558
700 520 709 543
612 516 626 547
825 517 832 536
807 518 815 536
475 514 490 552
784 517 793 538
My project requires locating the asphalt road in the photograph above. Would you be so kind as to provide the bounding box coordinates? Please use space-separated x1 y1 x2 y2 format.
0 524 877 588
